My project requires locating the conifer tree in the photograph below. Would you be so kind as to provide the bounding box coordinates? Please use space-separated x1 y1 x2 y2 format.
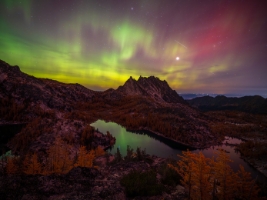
23 153 31 173
75 146 95 167
236 165 259 199
136 147 142 161
6 156 18 174
75 146 88 167
115 147 122 162
95 146 105 157
169 150 261 200
190 152 212 200
23 152 42 175
125 145 134 161
46 137 73 174
213 150 238 200
169 150 196 199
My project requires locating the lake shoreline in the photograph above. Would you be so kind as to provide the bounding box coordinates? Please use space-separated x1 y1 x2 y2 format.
97 119 223 149
92 120 267 183
239 155 267 179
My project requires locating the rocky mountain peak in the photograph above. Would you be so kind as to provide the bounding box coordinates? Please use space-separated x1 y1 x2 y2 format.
125 76 137 84
117 76 185 104
118 76 146 96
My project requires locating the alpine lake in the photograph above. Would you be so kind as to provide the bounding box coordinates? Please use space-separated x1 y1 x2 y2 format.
91 120 265 181
0 120 265 182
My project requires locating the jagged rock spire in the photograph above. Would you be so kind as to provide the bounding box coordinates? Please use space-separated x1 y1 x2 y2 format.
117 76 185 104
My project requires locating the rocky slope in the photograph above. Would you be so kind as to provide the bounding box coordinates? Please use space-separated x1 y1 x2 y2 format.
0 59 96 113
98 77 218 148
0 60 219 150
0 60 113 156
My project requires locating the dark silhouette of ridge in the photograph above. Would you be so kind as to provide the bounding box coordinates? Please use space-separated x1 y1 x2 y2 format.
188 95 267 114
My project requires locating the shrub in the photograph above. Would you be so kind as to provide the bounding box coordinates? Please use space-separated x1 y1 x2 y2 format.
120 170 164 197
159 163 181 186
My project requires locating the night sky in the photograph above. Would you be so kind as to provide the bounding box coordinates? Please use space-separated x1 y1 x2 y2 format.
0 0 267 96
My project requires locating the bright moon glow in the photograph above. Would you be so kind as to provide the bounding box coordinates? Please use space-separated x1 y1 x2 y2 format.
176 57 180 60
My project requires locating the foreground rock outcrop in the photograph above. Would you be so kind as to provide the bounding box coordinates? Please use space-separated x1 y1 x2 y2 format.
0 155 185 200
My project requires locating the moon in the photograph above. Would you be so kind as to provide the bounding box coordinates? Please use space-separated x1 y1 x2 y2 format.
176 57 180 60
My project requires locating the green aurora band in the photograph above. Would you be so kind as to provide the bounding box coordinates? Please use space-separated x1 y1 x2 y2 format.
0 0 266 95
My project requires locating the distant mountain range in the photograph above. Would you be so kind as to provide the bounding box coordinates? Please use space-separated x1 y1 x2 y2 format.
180 93 267 100
188 95 267 114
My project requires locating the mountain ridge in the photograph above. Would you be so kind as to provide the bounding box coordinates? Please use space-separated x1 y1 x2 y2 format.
188 95 267 114
0 60 219 149
0 60 185 106
0 59 96 112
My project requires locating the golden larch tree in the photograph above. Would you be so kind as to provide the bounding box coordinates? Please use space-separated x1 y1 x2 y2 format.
75 146 95 168
190 152 212 200
45 137 73 174
95 146 105 157
214 150 238 200
169 150 197 199
23 152 42 175
236 165 259 199
6 156 19 174
169 150 262 200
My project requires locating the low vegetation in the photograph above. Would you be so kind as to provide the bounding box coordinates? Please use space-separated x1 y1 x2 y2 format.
159 162 181 186
121 170 164 197
2 137 105 175
111 144 265 199
237 140 267 160
208 111 267 140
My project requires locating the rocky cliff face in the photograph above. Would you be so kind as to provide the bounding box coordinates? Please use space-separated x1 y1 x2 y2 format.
116 76 186 104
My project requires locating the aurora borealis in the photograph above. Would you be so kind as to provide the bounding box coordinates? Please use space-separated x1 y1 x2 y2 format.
0 0 266 96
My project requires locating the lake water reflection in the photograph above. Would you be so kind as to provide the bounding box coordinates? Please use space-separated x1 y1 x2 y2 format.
91 120 264 180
